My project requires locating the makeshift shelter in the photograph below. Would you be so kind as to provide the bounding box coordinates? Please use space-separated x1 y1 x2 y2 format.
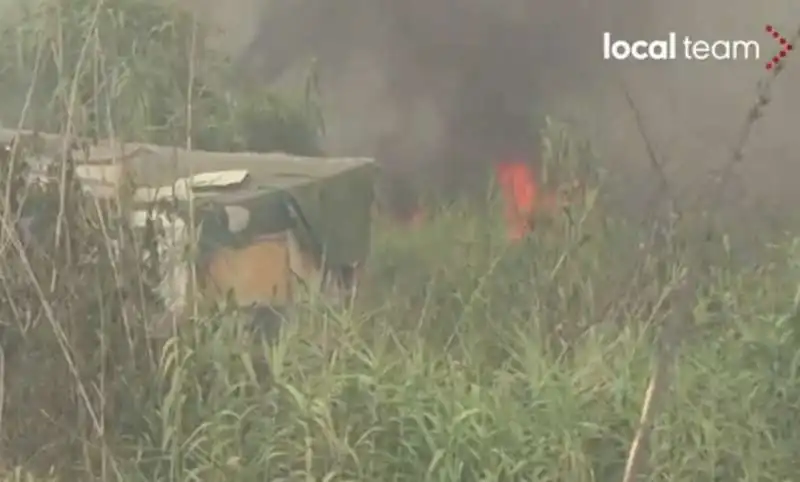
1 129 376 318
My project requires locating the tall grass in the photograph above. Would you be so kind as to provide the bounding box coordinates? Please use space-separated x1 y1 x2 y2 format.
0 0 799 481
0 0 324 153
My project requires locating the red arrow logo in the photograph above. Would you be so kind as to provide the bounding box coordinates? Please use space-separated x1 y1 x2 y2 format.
765 25 792 70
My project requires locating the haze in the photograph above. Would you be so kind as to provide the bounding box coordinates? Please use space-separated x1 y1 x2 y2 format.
107 0 800 227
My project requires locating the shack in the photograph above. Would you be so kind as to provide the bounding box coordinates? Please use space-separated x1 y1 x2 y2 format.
0 129 376 322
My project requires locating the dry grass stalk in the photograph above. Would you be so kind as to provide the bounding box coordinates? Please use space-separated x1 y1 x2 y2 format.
621 300 684 482
618 24 799 482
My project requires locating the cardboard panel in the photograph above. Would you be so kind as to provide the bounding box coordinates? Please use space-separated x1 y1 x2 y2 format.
203 233 294 306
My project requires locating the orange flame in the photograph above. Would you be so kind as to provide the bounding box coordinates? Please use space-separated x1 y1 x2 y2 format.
495 159 556 240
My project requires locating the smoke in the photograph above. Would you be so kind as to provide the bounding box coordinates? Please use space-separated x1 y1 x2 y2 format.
212 0 800 226
233 0 641 195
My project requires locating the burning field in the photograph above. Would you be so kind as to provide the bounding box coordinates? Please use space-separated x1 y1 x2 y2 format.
1 0 800 480
2 110 800 482
382 158 565 241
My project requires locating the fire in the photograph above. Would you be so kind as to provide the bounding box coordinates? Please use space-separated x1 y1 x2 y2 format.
382 159 564 238
495 159 556 240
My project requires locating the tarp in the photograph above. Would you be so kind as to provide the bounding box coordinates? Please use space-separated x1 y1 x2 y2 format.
91 142 377 268
0 129 377 268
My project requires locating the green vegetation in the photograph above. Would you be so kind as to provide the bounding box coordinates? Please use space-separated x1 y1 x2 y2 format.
0 0 798 481
0 0 324 154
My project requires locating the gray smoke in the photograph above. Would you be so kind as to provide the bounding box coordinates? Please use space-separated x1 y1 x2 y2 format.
197 0 800 225
233 0 644 195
